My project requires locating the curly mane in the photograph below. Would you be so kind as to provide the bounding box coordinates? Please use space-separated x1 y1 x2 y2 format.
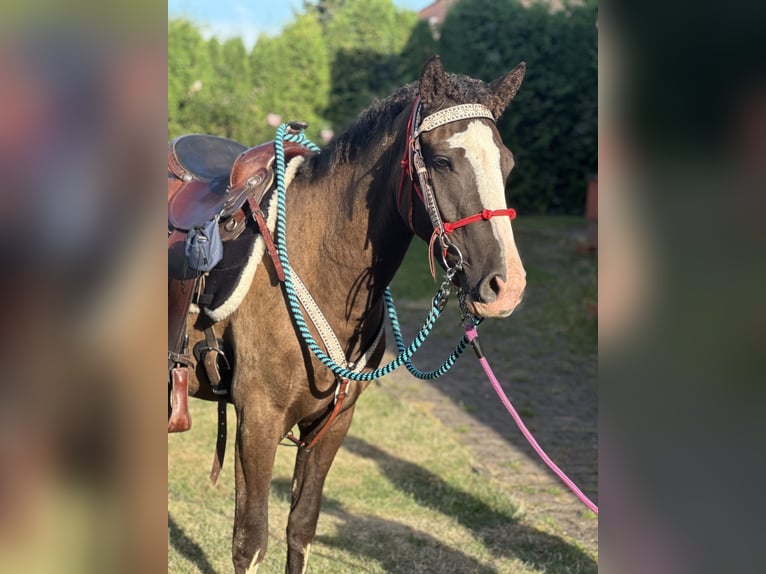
306 71 498 177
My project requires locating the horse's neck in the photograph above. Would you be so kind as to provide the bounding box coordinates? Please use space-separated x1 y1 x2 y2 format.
286 115 413 348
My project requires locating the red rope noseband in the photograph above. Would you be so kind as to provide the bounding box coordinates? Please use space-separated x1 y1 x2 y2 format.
427 208 517 279
443 208 516 234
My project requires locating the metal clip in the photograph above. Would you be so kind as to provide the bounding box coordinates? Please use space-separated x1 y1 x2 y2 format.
433 280 452 312
457 292 480 327
441 236 464 278
287 121 308 133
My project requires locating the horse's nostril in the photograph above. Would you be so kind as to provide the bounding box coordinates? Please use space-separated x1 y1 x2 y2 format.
477 274 503 303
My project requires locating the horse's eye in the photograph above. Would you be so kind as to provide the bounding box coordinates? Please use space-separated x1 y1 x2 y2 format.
432 156 452 170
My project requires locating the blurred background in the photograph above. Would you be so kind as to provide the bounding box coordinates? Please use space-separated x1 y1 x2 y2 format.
0 2 167 573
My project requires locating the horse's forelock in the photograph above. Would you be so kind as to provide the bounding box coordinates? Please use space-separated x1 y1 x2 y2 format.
440 73 496 109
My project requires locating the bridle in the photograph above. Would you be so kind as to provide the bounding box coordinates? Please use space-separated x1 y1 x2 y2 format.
397 97 517 280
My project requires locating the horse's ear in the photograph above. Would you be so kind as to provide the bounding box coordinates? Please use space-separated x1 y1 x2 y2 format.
489 62 526 118
419 55 447 111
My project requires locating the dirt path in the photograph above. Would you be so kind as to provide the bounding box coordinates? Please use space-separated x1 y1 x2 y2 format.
379 220 598 556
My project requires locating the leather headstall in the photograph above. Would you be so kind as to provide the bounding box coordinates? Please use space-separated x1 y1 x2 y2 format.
397 97 500 276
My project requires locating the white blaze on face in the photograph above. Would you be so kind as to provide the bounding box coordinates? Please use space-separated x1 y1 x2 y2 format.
447 121 523 282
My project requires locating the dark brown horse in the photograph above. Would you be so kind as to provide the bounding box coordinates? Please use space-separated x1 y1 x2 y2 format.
182 56 526 574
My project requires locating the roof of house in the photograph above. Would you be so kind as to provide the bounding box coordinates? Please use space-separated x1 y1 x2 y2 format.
417 0 458 25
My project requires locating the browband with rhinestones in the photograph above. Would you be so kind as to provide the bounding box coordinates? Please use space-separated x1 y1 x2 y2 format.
415 103 495 135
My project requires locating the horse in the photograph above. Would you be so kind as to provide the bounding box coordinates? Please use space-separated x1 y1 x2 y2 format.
178 55 527 574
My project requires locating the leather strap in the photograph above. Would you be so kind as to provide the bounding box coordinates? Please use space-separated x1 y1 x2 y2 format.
195 324 230 484
411 131 447 233
304 378 349 450
398 98 504 263
168 233 197 366
292 272 347 366
210 398 227 485
247 196 285 282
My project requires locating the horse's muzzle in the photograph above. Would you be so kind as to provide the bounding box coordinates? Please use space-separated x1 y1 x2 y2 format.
465 273 526 318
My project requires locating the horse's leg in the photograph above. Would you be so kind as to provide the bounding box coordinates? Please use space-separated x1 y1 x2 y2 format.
232 405 281 574
285 404 357 574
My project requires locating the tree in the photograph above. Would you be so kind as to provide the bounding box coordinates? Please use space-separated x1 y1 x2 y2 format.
398 19 439 84
302 0 348 28
250 13 331 142
204 37 260 142
168 18 214 137
323 0 418 129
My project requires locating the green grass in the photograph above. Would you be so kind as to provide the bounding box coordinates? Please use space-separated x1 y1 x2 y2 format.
388 239 439 302
169 381 597 573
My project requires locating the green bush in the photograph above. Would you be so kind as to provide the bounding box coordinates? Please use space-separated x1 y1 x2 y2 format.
438 0 598 214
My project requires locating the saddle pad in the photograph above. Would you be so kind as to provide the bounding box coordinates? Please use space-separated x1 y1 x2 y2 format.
198 220 259 313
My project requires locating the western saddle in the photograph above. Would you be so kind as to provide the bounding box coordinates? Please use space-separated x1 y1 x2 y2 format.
168 126 314 437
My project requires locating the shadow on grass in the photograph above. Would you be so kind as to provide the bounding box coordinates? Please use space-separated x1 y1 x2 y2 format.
168 514 218 574
339 436 597 574
271 478 498 574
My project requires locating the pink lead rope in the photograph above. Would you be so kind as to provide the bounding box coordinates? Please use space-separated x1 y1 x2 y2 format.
464 324 599 515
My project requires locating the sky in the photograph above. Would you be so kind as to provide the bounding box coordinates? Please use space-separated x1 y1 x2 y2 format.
168 0 435 49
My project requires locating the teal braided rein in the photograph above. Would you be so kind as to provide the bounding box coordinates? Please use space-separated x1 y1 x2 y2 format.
272 123 467 382
384 288 471 379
